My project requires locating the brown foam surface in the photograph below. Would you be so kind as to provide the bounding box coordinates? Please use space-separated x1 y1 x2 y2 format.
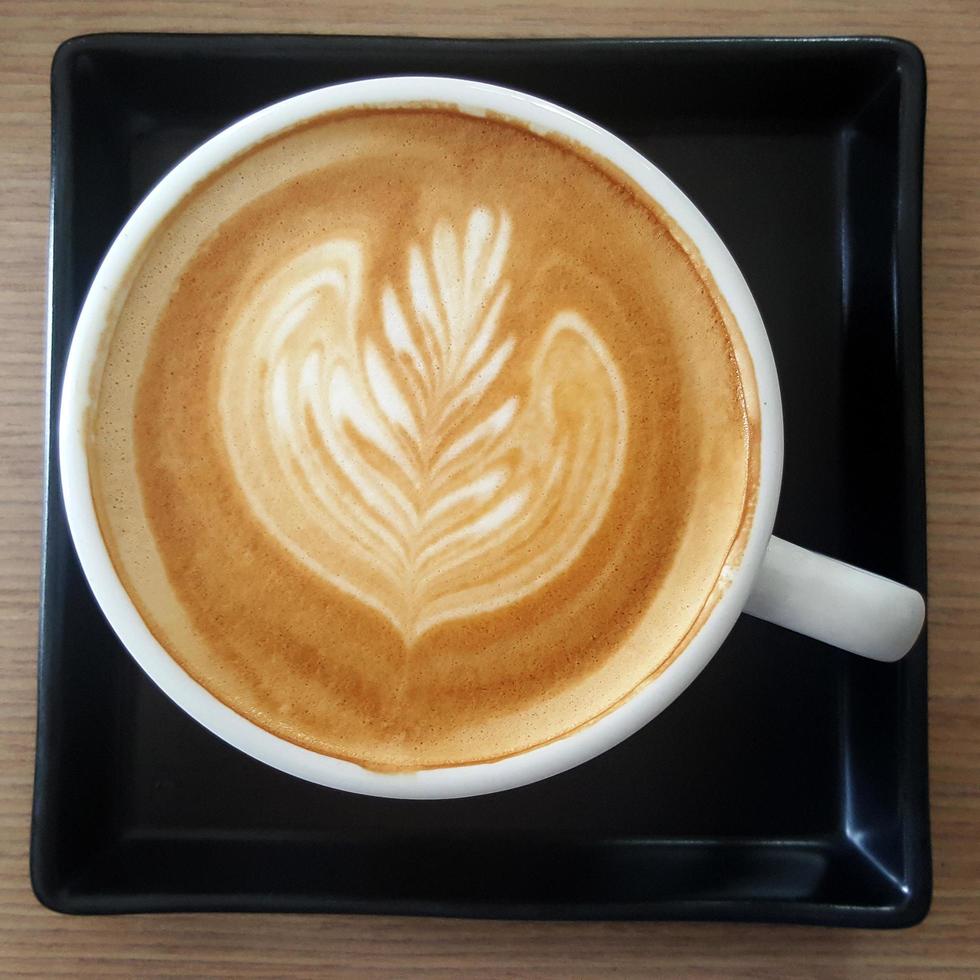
89 107 758 771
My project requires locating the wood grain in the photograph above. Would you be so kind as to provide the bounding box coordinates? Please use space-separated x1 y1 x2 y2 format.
1 1 977 975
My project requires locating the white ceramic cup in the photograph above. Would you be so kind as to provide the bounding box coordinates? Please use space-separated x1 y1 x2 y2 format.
59 77 925 799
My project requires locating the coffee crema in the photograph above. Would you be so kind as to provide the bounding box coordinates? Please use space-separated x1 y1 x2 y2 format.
89 107 759 771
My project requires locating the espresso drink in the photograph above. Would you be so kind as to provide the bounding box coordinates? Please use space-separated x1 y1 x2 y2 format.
90 107 758 771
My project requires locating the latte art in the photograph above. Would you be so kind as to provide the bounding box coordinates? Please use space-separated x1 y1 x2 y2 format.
89 107 758 770
220 207 627 641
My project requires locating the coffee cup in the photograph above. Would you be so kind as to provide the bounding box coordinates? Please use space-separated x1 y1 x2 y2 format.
59 77 925 799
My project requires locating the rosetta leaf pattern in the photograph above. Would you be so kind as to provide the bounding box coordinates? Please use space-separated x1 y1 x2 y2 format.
220 207 628 642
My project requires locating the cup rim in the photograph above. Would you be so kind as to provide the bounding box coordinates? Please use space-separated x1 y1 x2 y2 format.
59 76 783 799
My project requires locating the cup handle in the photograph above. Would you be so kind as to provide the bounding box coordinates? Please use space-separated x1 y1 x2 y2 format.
743 536 925 662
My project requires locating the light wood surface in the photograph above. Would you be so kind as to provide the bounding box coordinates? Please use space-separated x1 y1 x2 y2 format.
1 1 977 975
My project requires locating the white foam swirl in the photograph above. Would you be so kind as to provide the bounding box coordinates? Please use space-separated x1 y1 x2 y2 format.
219 208 628 642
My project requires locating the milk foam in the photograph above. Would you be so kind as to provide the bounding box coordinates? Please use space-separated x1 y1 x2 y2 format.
219 207 628 642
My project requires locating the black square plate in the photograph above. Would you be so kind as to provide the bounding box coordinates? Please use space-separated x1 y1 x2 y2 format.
33 34 929 925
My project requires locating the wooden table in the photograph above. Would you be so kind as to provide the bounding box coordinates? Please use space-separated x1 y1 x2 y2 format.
2 1 977 975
